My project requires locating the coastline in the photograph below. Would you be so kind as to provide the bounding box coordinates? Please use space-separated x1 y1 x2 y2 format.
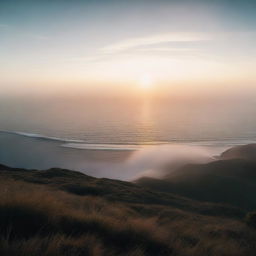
0 132 134 179
1 130 256 180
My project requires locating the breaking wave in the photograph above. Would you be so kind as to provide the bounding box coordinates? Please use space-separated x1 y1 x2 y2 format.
0 131 85 143
61 143 141 151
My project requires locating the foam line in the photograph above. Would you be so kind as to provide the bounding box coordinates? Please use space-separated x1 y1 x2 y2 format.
61 143 141 151
0 131 85 143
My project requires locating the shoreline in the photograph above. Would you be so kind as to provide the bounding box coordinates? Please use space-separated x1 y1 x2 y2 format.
0 131 255 180
1 130 256 149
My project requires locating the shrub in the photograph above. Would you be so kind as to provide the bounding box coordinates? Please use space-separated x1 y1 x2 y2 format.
62 184 102 196
245 211 256 228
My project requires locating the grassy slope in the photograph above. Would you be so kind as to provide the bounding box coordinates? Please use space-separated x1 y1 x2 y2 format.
0 164 243 217
0 164 256 256
136 159 256 210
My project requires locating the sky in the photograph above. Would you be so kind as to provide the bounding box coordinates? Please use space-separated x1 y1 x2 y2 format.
0 0 256 97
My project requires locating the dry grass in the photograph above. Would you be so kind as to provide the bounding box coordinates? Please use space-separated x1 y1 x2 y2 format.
0 179 171 255
0 176 256 256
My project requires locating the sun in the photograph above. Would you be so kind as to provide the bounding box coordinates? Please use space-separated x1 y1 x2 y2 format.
138 74 154 90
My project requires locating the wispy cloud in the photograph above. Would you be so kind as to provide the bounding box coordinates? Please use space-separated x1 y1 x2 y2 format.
63 56 105 63
50 33 209 66
101 33 210 53
138 47 200 52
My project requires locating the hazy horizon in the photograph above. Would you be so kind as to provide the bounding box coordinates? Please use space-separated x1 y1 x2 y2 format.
1 0 256 149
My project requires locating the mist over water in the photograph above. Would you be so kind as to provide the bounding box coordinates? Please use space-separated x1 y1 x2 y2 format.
0 94 256 179
126 144 216 180
0 133 224 180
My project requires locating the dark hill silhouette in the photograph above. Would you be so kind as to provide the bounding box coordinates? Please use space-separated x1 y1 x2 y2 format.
136 145 256 210
0 164 242 217
220 143 256 161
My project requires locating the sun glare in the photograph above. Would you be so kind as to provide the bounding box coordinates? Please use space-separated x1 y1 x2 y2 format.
138 74 154 90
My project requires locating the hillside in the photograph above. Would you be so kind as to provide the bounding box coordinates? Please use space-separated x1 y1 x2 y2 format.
1 145 256 255
220 144 256 161
0 164 244 217
136 144 256 210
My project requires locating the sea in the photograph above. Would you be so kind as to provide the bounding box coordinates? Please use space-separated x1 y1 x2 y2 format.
0 95 256 180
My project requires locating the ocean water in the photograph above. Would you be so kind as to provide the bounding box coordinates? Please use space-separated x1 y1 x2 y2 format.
0 95 255 179
1 96 256 145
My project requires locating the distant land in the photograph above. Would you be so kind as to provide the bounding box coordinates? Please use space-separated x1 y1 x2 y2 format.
136 144 256 210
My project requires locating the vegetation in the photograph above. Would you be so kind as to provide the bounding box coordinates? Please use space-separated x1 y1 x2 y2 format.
136 159 256 210
245 211 256 229
0 162 256 256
